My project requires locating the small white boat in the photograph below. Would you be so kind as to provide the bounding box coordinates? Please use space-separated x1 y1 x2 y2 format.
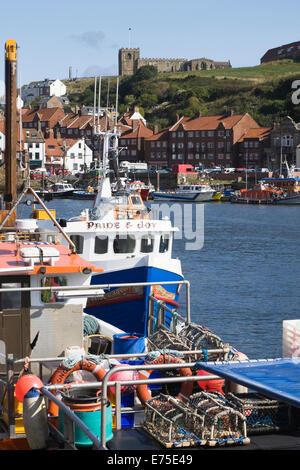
152 184 216 202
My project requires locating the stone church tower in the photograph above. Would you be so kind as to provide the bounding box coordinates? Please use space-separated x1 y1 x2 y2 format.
119 48 140 76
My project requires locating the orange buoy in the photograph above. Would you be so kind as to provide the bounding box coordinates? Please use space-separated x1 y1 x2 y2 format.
136 353 193 405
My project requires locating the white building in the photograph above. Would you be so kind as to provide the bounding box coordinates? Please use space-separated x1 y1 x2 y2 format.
23 129 45 168
64 138 93 174
21 79 67 103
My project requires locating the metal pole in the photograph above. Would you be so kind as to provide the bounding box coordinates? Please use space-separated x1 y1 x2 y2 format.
4 39 18 224
186 280 191 324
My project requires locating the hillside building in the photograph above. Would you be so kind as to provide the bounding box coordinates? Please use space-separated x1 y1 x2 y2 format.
21 79 67 103
119 48 231 76
261 41 300 63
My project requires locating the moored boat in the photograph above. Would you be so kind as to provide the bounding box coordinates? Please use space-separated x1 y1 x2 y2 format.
152 183 216 202
37 182 75 198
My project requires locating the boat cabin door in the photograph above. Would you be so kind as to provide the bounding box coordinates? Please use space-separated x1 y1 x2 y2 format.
0 276 31 371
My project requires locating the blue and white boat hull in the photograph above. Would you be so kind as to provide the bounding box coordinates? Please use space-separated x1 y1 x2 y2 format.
84 257 183 335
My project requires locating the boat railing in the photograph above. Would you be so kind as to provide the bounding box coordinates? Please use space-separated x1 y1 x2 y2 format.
0 349 230 449
147 294 186 337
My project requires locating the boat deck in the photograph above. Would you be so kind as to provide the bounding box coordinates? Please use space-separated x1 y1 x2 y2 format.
107 427 300 451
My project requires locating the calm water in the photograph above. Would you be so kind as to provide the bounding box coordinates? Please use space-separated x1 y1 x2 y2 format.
22 199 300 360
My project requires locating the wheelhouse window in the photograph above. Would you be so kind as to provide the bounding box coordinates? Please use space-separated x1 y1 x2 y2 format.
41 276 67 303
159 234 169 253
113 235 136 253
1 283 22 309
130 196 141 205
94 235 108 254
141 235 154 253
70 234 84 254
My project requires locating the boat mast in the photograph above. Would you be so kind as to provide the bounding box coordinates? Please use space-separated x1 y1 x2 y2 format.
4 39 18 224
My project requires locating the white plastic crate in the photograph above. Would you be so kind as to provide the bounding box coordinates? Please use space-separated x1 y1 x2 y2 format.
283 320 300 357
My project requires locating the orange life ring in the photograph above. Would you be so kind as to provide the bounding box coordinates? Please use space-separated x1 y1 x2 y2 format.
136 353 193 405
48 358 106 416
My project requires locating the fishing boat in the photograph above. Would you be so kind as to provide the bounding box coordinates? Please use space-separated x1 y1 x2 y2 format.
37 182 75 198
119 179 154 201
230 182 283 204
260 177 300 204
152 184 216 202
34 112 183 336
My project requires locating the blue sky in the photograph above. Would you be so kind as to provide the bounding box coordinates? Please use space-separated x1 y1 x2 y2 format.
0 0 300 91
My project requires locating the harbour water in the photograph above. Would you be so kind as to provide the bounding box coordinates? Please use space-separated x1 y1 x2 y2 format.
24 199 300 360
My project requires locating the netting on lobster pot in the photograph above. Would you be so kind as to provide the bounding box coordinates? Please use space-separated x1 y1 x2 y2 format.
187 391 249 446
147 326 188 352
143 394 205 448
178 323 224 351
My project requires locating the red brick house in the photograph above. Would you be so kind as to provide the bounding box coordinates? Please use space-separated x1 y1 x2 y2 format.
261 41 300 63
237 127 271 168
144 112 261 168
22 107 65 135
119 120 153 162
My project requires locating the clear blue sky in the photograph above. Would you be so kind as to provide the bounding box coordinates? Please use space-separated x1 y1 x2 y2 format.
0 0 300 91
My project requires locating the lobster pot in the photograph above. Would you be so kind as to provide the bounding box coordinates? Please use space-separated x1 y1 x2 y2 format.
143 392 249 448
113 333 146 355
60 388 113 448
178 323 225 358
188 391 249 446
143 394 204 448
226 393 290 434
148 325 227 361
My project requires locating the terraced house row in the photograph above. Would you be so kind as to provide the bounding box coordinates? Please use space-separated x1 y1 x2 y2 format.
0 104 298 172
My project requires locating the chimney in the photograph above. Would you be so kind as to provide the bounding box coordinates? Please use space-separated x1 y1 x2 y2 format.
154 125 159 134
132 119 139 131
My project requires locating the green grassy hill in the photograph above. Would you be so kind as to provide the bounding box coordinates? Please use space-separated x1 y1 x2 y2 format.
64 60 300 130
